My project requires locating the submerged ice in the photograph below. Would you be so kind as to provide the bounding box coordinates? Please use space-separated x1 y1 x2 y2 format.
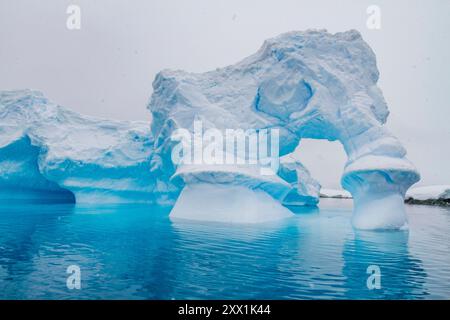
0 30 420 229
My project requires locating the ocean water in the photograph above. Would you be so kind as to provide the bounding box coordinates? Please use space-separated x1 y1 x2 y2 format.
0 199 448 300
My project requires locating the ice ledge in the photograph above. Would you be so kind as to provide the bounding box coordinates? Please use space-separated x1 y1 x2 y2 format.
170 183 293 224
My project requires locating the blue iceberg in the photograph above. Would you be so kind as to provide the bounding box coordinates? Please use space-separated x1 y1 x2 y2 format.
0 90 179 205
0 30 420 229
148 29 420 229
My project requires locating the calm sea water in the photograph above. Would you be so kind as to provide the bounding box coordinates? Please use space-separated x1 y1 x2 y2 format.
0 199 448 299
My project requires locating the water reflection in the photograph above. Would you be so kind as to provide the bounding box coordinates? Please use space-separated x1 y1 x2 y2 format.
168 210 350 299
0 202 447 299
0 204 75 298
342 230 427 299
169 218 295 299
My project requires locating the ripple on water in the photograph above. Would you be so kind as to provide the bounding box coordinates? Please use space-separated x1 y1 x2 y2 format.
0 202 448 299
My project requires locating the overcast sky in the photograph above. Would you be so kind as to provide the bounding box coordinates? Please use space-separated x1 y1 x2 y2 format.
0 0 449 188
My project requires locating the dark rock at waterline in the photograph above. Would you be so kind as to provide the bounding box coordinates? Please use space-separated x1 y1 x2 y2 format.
405 198 450 207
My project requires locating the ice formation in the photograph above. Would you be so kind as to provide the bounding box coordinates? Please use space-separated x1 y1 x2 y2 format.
170 183 294 224
278 155 321 206
0 30 420 229
149 30 420 229
0 90 179 204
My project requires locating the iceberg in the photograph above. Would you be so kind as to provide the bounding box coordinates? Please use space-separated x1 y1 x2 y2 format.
0 90 179 204
0 90 309 214
149 29 420 229
0 30 420 229
168 158 297 223
278 154 321 206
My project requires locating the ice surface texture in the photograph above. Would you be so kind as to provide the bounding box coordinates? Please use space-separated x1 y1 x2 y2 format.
148 30 420 229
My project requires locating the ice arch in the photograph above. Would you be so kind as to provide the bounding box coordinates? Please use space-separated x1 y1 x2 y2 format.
148 30 419 229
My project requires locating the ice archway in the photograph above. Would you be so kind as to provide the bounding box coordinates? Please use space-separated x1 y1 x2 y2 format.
148 30 420 229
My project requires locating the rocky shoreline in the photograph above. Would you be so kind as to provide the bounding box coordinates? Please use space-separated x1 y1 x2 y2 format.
405 198 450 207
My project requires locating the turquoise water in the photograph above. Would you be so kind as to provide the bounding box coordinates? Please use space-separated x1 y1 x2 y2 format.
0 199 448 299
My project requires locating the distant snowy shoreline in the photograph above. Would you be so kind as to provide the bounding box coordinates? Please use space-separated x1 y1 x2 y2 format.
320 186 450 207
319 188 352 199
405 185 450 206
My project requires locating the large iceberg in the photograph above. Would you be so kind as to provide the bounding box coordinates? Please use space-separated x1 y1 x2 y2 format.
0 90 179 204
149 30 420 229
0 30 420 230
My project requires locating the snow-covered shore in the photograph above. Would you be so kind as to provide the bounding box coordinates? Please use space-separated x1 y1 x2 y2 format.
319 185 450 207
319 188 352 199
405 185 450 206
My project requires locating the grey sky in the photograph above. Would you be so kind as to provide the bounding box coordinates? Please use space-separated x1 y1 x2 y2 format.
0 0 449 188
